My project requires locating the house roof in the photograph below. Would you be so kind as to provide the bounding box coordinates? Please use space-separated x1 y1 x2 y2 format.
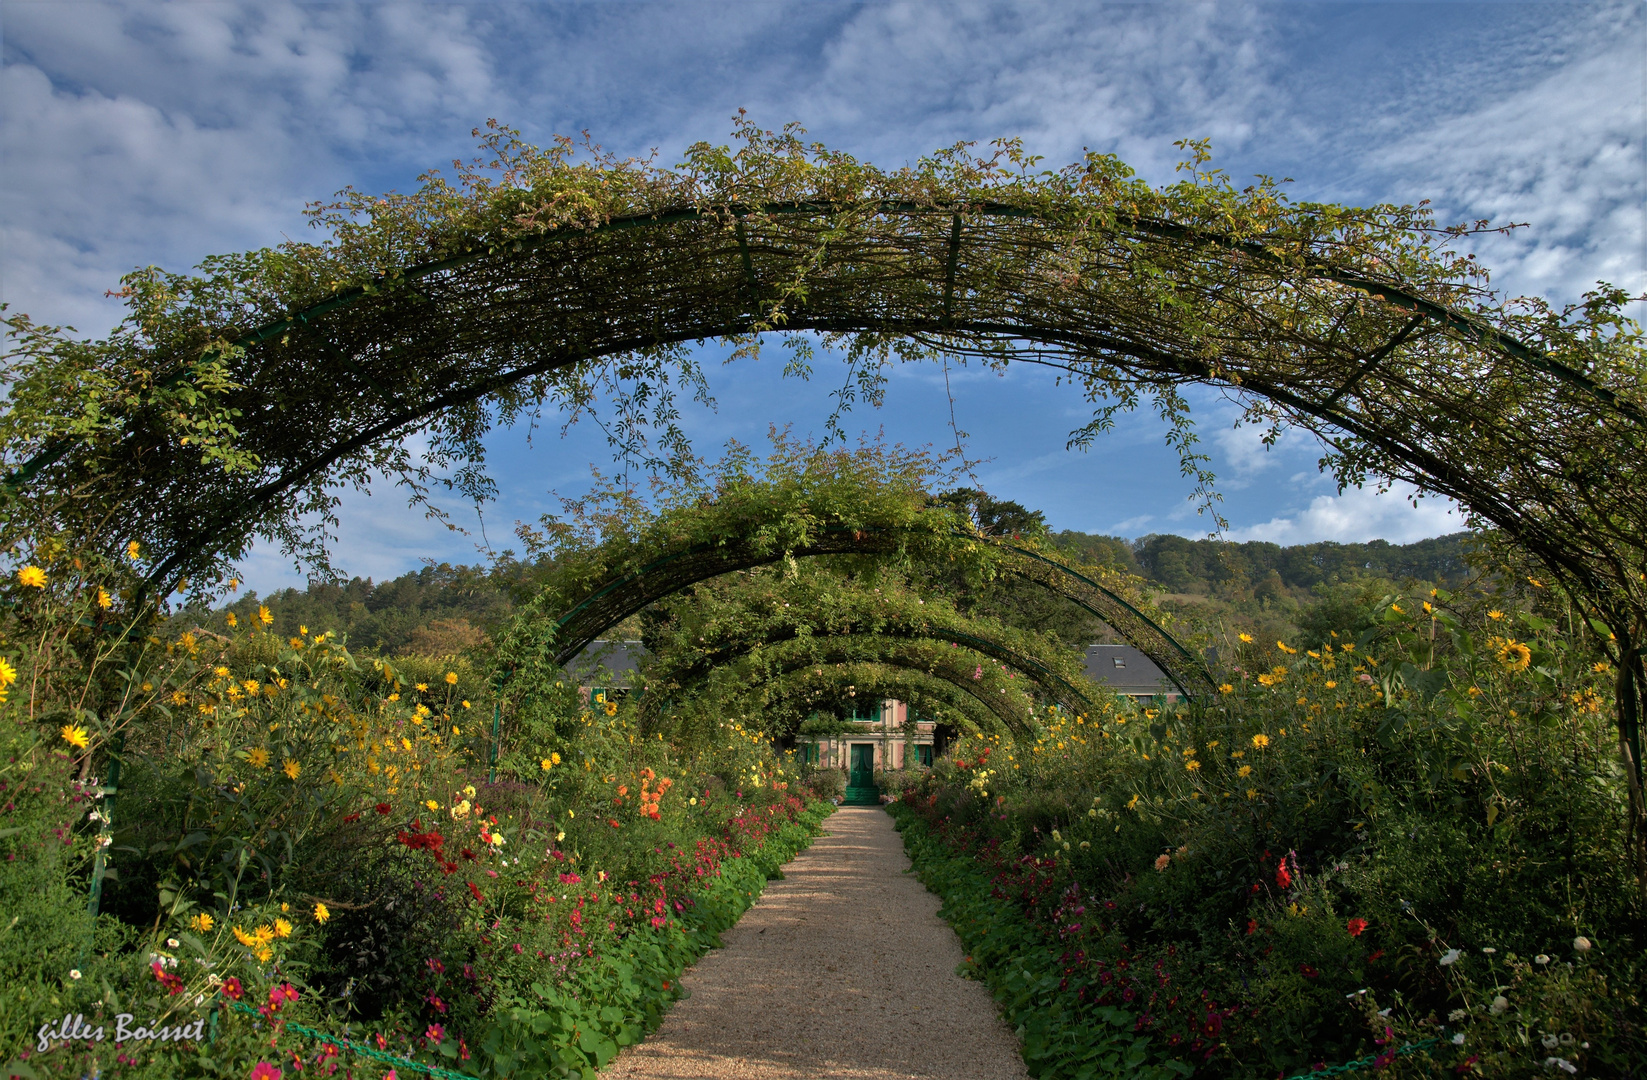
565 639 648 687
563 639 1177 697
1082 644 1174 696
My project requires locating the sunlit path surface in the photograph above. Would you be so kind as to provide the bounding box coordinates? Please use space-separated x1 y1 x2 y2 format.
606 807 1027 1080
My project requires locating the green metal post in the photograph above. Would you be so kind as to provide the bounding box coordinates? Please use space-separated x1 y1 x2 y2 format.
488 701 501 785
85 732 123 920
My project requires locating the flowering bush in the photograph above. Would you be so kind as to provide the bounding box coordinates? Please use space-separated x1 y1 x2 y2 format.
0 571 830 1079
898 588 1643 1077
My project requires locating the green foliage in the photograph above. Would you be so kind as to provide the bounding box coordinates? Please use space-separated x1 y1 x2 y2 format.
1132 533 1476 599
895 585 1642 1078
0 562 829 1079
197 562 512 657
893 808 1182 1080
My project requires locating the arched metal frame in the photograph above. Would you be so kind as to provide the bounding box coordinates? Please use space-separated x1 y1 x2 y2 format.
9 191 1640 810
652 636 1043 734
644 619 1100 724
674 659 1006 739
546 527 1208 699
15 199 1631 611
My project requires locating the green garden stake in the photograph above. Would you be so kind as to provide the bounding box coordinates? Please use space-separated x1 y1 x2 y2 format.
486 667 512 785
80 730 124 969
85 731 123 919
488 700 501 784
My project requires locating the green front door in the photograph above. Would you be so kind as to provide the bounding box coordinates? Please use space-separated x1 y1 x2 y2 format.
849 744 876 788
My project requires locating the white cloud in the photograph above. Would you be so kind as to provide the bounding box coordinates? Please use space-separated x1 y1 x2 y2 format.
1366 10 1644 305
1227 483 1463 546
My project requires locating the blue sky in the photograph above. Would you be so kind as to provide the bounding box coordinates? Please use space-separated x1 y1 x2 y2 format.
3 1 1642 591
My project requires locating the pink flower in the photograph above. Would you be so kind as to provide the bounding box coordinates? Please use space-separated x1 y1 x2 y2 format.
249 1063 283 1080
221 976 244 1000
425 1023 445 1043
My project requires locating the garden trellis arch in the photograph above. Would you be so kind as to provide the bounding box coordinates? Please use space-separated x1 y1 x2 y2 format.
4 124 1641 828
660 659 1020 739
541 527 1207 699
647 636 1046 734
639 617 1101 726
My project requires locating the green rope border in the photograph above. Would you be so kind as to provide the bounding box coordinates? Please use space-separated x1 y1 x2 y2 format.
222 998 473 1080
1284 1035 1446 1080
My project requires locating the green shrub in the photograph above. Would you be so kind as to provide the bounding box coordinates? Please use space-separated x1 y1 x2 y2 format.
800 766 844 799
897 590 1643 1078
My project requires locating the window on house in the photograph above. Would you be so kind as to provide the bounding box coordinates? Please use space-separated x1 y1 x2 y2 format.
917 745 934 767
1112 656 1126 668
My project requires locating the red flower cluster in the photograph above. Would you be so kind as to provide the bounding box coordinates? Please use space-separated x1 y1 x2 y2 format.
259 982 300 1021
150 961 184 995
399 823 458 874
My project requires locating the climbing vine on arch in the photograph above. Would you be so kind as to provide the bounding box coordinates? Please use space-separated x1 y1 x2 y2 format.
3 115 1643 868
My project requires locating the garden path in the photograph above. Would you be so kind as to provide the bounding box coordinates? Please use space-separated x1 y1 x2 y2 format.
606 806 1028 1080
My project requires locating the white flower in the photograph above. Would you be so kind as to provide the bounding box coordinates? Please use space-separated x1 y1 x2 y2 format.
1543 1035 1560 1049
68 969 82 980
1439 948 1462 966
1452 1034 1466 1045
1573 936 1591 952
1482 947 1497 954
1490 996 1510 1014
1545 1057 1577 1074
1535 954 1551 965
167 938 180 948
1448 1009 1467 1021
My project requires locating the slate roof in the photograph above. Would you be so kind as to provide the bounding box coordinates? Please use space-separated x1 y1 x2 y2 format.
565 640 648 687
1082 644 1175 697
564 639 1179 697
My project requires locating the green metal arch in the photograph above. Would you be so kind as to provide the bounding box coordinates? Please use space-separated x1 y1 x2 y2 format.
644 617 1100 722
649 633 1044 735
543 527 1210 699
677 659 1005 739
10 197 1629 608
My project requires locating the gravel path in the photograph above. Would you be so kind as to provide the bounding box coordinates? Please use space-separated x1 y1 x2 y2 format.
607 806 1027 1080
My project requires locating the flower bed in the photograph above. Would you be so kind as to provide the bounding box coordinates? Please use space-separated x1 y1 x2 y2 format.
0 599 832 1080
891 594 1643 1079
